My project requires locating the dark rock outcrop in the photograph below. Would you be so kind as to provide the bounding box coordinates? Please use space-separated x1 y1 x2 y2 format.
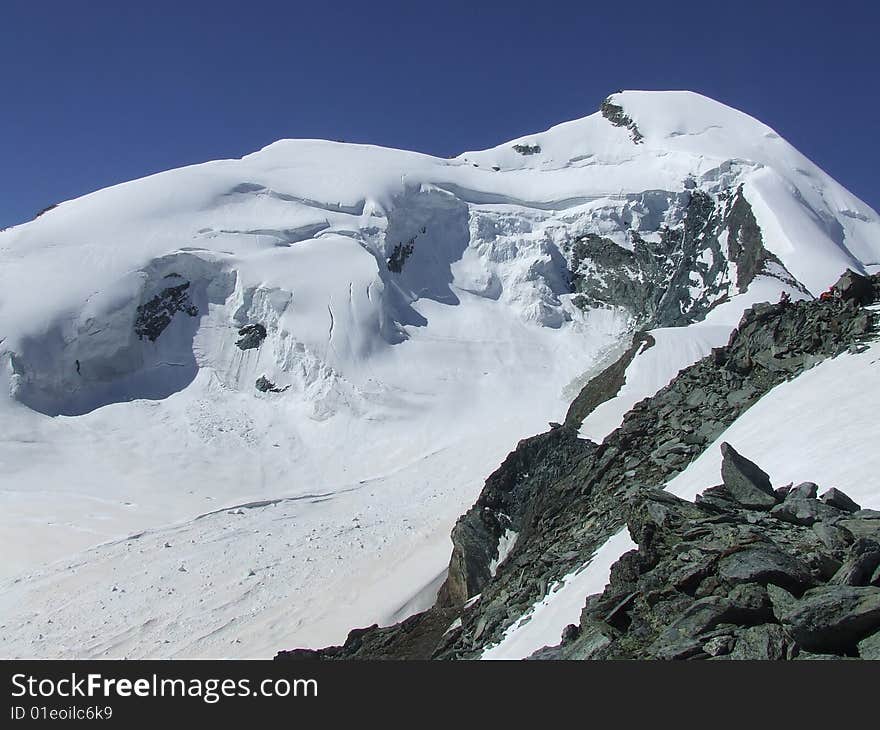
255 375 288 394
600 97 644 143
134 280 199 341
236 323 267 350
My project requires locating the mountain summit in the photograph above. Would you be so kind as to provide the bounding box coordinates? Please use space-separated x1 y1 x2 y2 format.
1 91 878 658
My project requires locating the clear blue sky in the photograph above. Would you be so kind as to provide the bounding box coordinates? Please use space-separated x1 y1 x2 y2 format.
2 0 878 229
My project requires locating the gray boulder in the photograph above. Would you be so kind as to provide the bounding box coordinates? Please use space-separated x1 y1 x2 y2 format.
703 635 735 657
717 543 815 594
774 485 792 500
649 585 772 660
788 482 819 500
766 583 798 619
830 269 874 305
780 585 880 653
771 498 843 527
820 488 861 513
720 443 777 509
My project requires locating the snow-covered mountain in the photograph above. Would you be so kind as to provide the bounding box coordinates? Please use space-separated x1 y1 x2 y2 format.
1 90 878 658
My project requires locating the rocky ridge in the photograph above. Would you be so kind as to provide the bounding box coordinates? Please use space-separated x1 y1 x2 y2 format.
276 270 879 660
566 185 804 328
532 444 880 660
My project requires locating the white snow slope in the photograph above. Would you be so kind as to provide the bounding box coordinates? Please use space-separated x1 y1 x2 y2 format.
1 91 879 658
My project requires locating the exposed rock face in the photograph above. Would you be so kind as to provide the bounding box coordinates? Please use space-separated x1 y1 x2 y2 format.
567 186 803 328
437 424 596 608
600 97 644 143
255 375 288 393
276 273 878 661
134 279 199 341
236 323 267 350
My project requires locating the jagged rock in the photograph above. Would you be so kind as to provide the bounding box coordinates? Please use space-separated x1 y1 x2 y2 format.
717 543 815 594
726 386 757 407
779 585 880 653
436 426 594 608
788 482 818 500
528 621 613 660
600 97 643 142
564 334 652 427
766 583 798 619
831 269 874 305
236 323 267 350
565 185 791 328
134 281 199 341
807 552 843 582
836 520 880 544
829 539 880 586
771 498 844 527
720 442 777 509
820 488 861 513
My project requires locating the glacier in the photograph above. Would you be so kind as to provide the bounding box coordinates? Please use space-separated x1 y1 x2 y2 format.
0 90 878 658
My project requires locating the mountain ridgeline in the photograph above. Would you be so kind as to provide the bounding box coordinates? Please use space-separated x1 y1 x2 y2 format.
277 271 880 660
2 90 880 659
